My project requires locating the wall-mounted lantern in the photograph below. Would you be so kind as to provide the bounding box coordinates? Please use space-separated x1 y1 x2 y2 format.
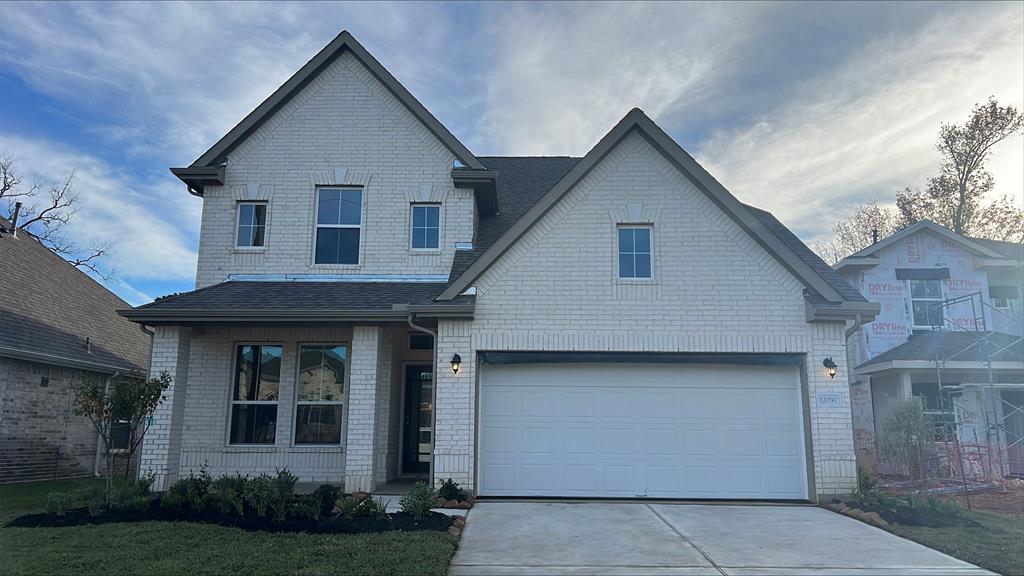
823 357 838 379
450 354 462 375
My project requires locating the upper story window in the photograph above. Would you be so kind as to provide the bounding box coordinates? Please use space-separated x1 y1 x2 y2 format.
229 344 282 445
236 202 267 248
909 279 943 329
990 285 1020 314
315 188 362 264
411 204 440 250
295 344 346 445
618 225 652 279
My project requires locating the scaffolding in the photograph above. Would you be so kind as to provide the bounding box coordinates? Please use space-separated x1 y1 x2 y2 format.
926 292 1024 481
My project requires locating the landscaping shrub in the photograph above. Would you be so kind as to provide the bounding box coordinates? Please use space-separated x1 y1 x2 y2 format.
400 481 436 519
45 492 69 517
243 474 275 517
894 495 967 527
204 474 247 517
268 468 297 522
161 469 211 514
109 477 155 512
313 483 341 513
80 482 106 517
290 494 323 521
437 478 467 502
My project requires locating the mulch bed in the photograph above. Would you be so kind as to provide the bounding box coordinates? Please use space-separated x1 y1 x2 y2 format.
6 506 452 534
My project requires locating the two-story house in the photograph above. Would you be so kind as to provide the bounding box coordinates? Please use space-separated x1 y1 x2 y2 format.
836 221 1024 477
121 31 879 501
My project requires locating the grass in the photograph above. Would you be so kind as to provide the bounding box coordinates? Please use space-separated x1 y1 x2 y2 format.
885 510 1024 576
0 479 457 576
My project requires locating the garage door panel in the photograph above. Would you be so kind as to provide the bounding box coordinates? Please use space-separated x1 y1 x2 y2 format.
479 363 807 499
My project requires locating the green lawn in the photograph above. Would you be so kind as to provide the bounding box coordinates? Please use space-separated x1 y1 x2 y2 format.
0 479 457 576
885 511 1024 576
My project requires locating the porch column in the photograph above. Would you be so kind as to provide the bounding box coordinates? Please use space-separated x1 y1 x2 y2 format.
898 370 913 400
373 328 394 485
344 326 385 492
139 325 191 490
432 320 474 489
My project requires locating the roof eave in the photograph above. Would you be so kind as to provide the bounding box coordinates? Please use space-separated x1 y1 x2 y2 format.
0 346 143 375
119 308 412 325
834 256 880 271
169 166 225 197
805 300 880 322
855 359 1024 375
452 169 499 217
846 221 1003 260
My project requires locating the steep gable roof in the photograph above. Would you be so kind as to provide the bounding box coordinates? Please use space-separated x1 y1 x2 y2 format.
0 217 151 373
438 108 872 312
838 220 1004 266
174 30 483 194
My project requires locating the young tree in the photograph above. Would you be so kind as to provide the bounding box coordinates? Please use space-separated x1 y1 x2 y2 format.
813 202 901 264
896 97 1024 239
74 371 172 503
0 153 111 275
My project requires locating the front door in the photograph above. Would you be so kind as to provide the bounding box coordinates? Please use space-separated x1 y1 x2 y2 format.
403 364 433 474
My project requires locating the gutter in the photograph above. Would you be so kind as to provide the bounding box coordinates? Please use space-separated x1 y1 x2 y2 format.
0 346 137 375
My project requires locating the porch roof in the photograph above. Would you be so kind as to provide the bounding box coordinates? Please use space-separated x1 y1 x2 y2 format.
119 281 474 324
856 330 1024 374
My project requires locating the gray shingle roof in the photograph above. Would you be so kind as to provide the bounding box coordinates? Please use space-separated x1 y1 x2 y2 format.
965 237 1024 260
126 281 453 314
742 204 868 303
449 156 580 281
858 330 1024 368
0 217 151 372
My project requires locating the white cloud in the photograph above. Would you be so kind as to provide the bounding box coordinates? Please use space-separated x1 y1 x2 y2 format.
695 5 1024 240
1 134 199 303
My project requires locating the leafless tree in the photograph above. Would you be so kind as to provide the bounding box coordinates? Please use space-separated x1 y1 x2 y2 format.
814 98 1024 263
897 97 1024 239
813 202 901 264
0 154 112 277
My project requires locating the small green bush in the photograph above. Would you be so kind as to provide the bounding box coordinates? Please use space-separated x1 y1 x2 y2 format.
267 468 297 522
45 492 69 517
244 474 275 517
160 470 210 514
313 483 341 512
290 494 323 521
110 478 155 512
204 474 247 516
437 478 468 502
333 494 388 519
400 481 435 519
80 482 106 517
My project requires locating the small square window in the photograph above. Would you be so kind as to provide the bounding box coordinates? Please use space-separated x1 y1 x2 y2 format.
236 203 267 247
409 333 434 350
618 226 652 279
411 204 440 249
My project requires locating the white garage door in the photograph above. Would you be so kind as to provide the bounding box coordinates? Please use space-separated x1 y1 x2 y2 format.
478 362 808 499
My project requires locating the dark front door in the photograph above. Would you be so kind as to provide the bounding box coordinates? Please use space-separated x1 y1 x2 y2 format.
403 364 433 474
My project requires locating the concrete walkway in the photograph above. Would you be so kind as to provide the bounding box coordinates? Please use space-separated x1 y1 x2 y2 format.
450 502 993 575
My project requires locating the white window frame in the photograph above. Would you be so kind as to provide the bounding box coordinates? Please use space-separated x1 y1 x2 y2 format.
617 224 654 280
908 279 944 330
410 203 442 252
313 187 363 265
293 343 348 446
235 202 268 249
228 343 282 446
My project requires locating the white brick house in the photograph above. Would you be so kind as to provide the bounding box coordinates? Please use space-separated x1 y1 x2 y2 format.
122 31 878 501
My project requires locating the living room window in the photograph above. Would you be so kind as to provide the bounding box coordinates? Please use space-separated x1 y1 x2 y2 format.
229 344 282 444
411 204 440 250
315 188 362 264
236 202 267 248
618 225 653 279
909 279 944 329
295 344 346 445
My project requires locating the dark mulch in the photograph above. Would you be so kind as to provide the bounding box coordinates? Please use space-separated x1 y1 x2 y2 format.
6 506 451 534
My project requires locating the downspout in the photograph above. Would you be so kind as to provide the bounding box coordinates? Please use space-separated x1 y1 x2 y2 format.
845 313 868 339
408 314 439 487
93 372 119 477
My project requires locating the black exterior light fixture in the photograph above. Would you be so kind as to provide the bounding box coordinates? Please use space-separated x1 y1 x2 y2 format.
823 357 838 379
450 354 462 375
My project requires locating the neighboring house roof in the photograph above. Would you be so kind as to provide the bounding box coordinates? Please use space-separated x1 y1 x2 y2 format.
857 330 1024 370
837 221 1005 269
172 30 485 195
120 281 474 324
0 217 151 373
965 237 1024 261
438 108 874 317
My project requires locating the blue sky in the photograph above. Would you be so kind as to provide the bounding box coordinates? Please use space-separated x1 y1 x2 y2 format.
2 1 1022 305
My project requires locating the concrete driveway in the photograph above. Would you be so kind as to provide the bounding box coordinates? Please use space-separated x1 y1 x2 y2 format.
450 502 993 575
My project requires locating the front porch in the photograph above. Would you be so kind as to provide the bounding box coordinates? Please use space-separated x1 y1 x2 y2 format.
138 322 443 492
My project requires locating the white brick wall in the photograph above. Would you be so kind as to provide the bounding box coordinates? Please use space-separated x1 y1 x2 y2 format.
194 51 475 288
140 326 191 490
432 132 857 496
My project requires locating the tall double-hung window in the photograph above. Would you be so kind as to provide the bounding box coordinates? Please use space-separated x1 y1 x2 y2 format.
315 188 362 264
295 345 346 445
229 345 282 444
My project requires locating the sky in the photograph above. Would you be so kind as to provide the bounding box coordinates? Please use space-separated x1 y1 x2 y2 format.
1 1 1022 306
